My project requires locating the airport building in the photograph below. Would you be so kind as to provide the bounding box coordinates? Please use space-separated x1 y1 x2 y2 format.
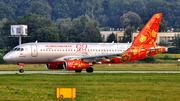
132 32 180 45
100 31 124 42
100 31 180 45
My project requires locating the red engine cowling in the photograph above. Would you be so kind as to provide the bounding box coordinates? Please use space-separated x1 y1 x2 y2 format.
63 60 89 70
46 62 64 69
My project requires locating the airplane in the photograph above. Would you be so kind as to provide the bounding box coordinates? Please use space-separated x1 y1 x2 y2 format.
3 13 169 73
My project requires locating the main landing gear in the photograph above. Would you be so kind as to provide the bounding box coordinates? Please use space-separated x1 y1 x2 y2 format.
74 67 94 73
86 67 94 73
18 63 24 73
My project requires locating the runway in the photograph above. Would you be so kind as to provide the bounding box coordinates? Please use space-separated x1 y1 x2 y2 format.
1 71 180 74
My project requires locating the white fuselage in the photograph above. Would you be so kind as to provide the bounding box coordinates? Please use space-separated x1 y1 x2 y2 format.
3 42 132 64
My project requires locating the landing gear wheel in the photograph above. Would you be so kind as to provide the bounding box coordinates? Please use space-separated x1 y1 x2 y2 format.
19 69 24 73
86 67 94 73
75 70 82 73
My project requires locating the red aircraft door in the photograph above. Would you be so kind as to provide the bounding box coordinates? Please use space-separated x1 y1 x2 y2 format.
31 45 38 57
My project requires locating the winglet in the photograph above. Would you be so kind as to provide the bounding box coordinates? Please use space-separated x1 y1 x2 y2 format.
132 13 162 46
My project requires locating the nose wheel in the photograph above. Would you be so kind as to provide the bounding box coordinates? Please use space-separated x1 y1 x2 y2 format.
18 63 24 73
19 68 24 73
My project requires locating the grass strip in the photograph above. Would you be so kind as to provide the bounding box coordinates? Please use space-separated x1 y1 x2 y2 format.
0 73 180 101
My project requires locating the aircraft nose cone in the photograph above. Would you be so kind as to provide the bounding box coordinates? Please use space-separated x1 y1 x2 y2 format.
3 54 12 62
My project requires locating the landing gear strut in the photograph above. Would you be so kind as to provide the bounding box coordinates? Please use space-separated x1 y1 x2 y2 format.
86 67 93 73
18 63 24 73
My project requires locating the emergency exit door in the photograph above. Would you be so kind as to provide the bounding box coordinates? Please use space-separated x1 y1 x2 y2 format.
31 45 38 57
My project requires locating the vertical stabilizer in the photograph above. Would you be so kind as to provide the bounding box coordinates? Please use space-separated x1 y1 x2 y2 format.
131 13 162 47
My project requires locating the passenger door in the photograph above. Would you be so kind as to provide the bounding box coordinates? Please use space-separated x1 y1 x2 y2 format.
31 45 38 57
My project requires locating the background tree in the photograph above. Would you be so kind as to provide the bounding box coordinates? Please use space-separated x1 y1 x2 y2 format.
69 15 102 42
0 18 9 49
158 40 169 46
174 29 180 32
159 18 168 32
36 27 65 42
100 27 110 31
56 18 72 41
122 26 135 43
0 2 15 21
120 12 142 29
172 34 180 53
138 24 145 32
106 33 116 42
28 1 52 19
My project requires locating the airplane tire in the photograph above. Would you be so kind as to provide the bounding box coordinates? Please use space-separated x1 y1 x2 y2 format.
19 69 24 73
75 70 82 73
86 67 93 73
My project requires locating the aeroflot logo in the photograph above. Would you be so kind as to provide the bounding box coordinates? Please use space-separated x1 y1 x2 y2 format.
46 45 72 48
76 44 87 51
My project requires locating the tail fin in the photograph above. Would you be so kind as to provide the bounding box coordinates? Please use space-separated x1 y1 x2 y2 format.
132 13 162 47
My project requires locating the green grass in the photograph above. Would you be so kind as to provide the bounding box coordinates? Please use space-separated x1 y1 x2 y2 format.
154 54 180 58
0 73 180 101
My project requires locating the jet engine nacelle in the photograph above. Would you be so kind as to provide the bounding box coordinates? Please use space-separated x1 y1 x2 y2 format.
46 62 64 69
63 60 89 70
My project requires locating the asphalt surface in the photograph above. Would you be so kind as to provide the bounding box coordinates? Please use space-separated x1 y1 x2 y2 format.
1 71 180 74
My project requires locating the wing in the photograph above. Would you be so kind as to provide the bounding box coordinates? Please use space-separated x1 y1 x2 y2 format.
66 52 127 63
65 46 175 63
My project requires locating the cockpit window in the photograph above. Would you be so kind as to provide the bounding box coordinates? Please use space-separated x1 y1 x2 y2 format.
21 48 24 51
12 48 24 51
17 48 20 51
12 48 17 51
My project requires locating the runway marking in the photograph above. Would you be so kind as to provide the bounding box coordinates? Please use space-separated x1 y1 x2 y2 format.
1 71 180 74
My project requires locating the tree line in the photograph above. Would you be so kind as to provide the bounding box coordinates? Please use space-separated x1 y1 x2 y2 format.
1 0 180 28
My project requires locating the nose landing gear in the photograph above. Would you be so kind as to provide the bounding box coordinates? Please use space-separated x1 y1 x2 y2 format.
18 63 24 73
